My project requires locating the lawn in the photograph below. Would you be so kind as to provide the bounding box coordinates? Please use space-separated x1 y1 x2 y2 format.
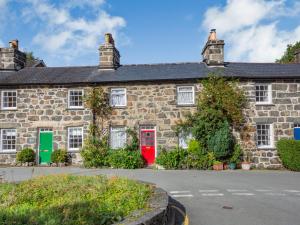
0 175 152 225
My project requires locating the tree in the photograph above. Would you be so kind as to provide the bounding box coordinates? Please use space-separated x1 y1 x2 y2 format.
25 52 38 64
276 41 300 64
85 87 111 137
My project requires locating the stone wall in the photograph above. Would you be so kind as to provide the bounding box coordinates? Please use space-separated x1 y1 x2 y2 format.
0 79 300 168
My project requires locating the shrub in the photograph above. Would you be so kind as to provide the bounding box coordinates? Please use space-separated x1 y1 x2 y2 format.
207 121 234 159
230 144 242 164
277 139 300 171
51 149 68 164
106 149 144 169
0 175 152 225
80 136 109 168
16 148 35 163
155 148 187 169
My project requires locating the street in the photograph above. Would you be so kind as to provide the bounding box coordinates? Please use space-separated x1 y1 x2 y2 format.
1 167 300 225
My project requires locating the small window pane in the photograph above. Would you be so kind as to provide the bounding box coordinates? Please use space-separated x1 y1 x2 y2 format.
255 85 271 103
1 91 17 109
179 132 192 149
256 124 271 147
1 129 16 151
110 127 126 149
68 127 83 150
69 90 83 108
110 88 126 107
177 86 194 105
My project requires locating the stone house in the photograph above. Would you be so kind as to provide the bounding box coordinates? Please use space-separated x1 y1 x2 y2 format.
1 30 300 168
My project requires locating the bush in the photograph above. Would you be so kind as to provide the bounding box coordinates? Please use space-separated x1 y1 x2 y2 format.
106 149 144 169
155 148 187 169
51 149 68 164
80 136 109 168
0 175 151 225
16 148 35 163
277 139 300 171
230 144 242 164
207 121 234 159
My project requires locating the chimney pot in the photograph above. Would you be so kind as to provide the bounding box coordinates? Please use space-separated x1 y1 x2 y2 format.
9 40 19 50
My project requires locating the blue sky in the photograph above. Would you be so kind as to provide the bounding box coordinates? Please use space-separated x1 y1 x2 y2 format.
1 0 300 66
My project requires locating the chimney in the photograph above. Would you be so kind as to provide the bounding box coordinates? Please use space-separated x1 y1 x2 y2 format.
295 49 300 63
99 33 120 69
0 39 26 71
201 29 225 66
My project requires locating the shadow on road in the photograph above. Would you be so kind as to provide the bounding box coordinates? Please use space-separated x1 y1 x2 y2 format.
167 196 188 225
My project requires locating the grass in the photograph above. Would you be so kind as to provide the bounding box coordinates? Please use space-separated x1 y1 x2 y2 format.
0 175 152 225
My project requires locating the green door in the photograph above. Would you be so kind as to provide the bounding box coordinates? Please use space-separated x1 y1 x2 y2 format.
39 132 53 164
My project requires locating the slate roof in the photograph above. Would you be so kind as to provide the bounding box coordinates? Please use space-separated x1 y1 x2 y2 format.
1 62 300 86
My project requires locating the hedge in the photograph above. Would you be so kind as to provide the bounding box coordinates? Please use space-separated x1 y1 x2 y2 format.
277 139 300 171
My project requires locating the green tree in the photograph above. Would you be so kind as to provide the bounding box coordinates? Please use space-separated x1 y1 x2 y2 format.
25 52 38 64
276 41 300 63
85 87 111 137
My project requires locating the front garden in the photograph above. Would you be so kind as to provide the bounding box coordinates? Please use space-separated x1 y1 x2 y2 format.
0 175 152 225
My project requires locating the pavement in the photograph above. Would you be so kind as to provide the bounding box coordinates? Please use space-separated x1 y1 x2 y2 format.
1 167 300 225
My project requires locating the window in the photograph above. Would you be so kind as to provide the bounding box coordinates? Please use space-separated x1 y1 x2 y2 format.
110 127 126 149
68 127 83 151
177 86 194 105
110 88 126 107
178 131 193 149
1 90 17 110
255 84 272 104
68 90 84 109
256 124 273 148
1 129 16 152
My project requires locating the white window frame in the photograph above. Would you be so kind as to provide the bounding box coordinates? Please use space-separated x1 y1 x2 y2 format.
256 123 274 149
255 84 272 105
110 88 127 107
67 127 83 151
177 86 195 105
68 89 84 109
1 90 17 110
178 131 193 149
0 129 17 153
110 126 127 149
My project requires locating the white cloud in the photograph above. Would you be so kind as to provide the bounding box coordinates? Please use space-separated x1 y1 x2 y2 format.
21 0 126 65
202 0 300 62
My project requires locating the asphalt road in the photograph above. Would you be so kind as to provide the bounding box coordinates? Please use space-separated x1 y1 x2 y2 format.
1 167 300 225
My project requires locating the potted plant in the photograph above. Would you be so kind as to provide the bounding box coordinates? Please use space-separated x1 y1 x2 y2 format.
229 144 242 170
241 152 251 170
213 160 224 170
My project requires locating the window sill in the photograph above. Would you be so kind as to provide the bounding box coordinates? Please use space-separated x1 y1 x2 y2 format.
177 104 196 107
255 103 274 106
1 108 17 111
257 146 276 150
111 106 127 109
0 150 16 154
67 107 85 110
67 149 80 153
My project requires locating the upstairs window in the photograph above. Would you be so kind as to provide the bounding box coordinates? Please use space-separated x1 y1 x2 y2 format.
68 90 84 109
256 124 273 148
1 90 17 110
177 86 194 105
68 127 83 151
255 84 272 104
1 129 16 152
178 131 193 149
110 88 126 107
110 127 126 149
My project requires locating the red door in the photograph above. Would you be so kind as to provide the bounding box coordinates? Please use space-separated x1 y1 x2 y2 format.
141 130 155 165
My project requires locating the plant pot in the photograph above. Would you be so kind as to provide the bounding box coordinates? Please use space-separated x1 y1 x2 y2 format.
213 163 224 171
241 162 251 170
229 163 236 170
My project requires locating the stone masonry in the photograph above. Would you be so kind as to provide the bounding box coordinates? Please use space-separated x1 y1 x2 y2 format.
0 79 300 168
